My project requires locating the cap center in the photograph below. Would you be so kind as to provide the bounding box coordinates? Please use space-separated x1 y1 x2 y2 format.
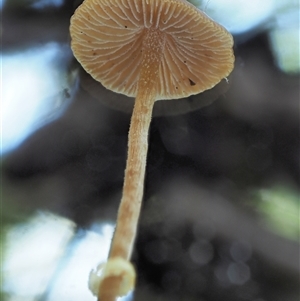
137 28 166 99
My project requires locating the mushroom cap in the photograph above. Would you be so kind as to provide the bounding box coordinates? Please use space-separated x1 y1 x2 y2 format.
70 0 234 100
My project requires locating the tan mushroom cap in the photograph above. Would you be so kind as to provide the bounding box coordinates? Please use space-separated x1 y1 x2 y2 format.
70 0 234 100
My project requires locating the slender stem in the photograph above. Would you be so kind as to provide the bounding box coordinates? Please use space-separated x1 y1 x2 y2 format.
97 28 165 301
109 79 155 259
110 28 166 260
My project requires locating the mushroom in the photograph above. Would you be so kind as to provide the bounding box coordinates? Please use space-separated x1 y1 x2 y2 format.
70 0 234 300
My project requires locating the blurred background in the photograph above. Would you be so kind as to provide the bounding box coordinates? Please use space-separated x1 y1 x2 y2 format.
1 0 299 301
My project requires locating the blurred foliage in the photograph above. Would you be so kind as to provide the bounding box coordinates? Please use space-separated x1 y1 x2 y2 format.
1 185 29 227
1 178 28 300
4 0 38 9
4 0 60 9
187 0 203 8
252 186 299 241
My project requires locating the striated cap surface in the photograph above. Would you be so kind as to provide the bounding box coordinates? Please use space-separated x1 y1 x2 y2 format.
70 0 234 100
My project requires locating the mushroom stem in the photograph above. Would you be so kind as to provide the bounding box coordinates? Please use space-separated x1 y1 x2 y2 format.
98 29 166 301
109 80 154 259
